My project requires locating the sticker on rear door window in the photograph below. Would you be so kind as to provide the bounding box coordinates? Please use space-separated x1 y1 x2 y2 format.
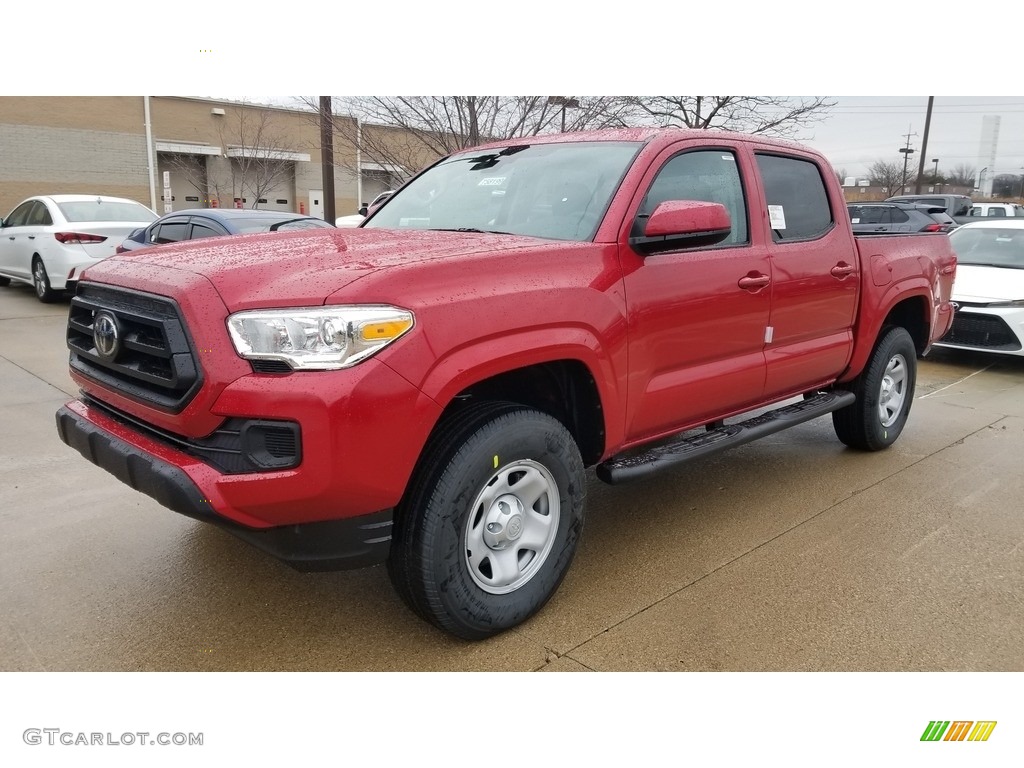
768 205 787 229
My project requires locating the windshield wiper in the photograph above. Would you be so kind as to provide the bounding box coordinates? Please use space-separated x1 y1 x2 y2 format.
960 262 1022 269
268 218 308 231
431 227 513 235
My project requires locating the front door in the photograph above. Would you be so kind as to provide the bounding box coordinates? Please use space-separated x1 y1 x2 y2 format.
620 146 771 442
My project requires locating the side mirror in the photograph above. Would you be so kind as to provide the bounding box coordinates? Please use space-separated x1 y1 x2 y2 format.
630 200 732 254
0 217 5 228
357 206 368 217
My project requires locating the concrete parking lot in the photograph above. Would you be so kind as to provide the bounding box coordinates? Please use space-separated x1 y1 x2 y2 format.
1 282 1022 671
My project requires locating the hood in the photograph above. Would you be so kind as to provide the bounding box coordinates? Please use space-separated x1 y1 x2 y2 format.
103 227 542 310
951 263 1024 303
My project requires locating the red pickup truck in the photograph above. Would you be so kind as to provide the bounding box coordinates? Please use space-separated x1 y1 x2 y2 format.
56 128 957 640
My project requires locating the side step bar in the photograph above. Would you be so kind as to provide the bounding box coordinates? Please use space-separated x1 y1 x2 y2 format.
596 390 856 485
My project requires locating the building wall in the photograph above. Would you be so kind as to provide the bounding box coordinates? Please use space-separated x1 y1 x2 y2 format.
0 97 361 218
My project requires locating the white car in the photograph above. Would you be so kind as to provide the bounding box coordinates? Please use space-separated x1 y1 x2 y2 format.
335 190 395 227
0 194 157 302
936 219 1024 356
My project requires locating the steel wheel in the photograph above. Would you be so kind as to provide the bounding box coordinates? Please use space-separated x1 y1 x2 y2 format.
465 459 560 594
878 353 908 428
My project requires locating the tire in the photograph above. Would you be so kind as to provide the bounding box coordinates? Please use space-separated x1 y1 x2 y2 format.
833 326 917 451
388 402 586 640
32 257 58 303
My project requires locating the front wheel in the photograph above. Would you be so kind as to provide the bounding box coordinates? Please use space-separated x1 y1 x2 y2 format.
388 402 586 640
833 326 917 451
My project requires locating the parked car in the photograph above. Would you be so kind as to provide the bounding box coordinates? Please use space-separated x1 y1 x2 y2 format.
335 190 395 227
884 193 973 218
117 208 335 255
935 219 1024 356
0 195 157 302
847 202 957 234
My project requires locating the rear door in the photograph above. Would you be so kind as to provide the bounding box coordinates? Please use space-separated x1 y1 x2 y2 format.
753 150 858 398
619 142 772 439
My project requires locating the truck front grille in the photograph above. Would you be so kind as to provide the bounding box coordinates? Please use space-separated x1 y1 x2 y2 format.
941 313 1021 351
67 284 202 412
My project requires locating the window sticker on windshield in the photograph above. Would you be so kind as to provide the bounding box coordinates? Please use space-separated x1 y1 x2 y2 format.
721 155 734 161
478 177 506 186
851 218 861 224
768 205 787 229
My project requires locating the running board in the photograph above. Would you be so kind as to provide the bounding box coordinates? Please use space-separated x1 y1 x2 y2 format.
596 391 856 485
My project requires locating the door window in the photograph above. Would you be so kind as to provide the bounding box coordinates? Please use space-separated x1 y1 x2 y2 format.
633 149 748 244
755 154 833 241
26 202 53 227
189 222 223 240
151 220 189 244
4 201 35 227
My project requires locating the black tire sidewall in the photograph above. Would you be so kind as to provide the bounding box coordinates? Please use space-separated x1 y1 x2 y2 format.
420 410 585 639
859 327 917 449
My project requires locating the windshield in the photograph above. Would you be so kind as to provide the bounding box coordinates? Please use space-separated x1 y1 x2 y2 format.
58 200 157 223
364 141 642 241
949 226 1024 268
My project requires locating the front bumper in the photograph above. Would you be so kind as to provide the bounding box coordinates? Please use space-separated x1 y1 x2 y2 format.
934 305 1024 356
56 403 393 571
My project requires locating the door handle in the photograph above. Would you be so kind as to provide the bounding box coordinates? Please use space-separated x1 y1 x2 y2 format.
27 235 34 239
831 263 856 278
737 274 770 290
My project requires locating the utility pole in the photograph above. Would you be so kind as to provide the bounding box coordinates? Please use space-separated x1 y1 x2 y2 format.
319 96 335 223
898 126 917 196
914 97 934 194
547 96 580 133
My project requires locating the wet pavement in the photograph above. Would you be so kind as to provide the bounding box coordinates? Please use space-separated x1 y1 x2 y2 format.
1 282 1022 671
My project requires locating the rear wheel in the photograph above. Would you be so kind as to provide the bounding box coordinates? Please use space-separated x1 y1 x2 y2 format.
388 402 586 640
32 257 58 303
833 326 917 450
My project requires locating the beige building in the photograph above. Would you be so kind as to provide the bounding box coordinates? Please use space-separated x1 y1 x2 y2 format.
0 96 406 220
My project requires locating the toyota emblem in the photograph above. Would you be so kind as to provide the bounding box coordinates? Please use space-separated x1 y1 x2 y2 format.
93 311 120 360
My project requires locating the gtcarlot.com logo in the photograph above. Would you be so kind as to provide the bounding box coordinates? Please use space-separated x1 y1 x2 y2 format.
920 721 997 742
23 729 203 747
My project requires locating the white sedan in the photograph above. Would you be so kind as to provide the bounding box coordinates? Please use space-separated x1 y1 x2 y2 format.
0 194 157 302
936 219 1024 356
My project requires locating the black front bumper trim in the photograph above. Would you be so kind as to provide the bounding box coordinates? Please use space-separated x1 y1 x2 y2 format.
55 404 392 571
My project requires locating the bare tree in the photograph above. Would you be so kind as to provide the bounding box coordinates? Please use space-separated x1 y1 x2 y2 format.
162 153 209 204
215 106 301 208
867 160 908 196
300 96 638 185
992 173 1021 198
627 96 835 139
948 163 978 187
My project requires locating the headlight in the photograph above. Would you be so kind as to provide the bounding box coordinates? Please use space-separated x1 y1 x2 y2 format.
226 306 414 370
984 299 1024 308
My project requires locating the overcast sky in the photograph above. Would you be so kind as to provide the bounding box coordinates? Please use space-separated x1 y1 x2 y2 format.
799 97 1024 181
5 6 1014 186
